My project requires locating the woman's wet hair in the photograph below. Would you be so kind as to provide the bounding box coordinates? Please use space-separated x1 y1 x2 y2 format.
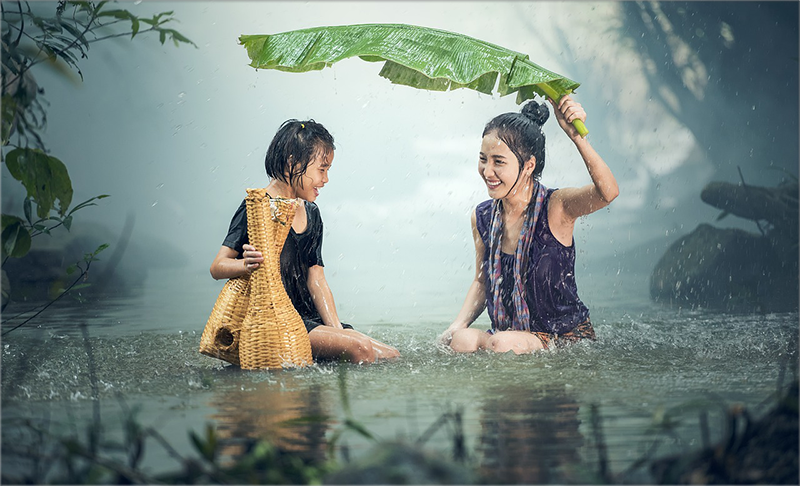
265 119 334 187
482 100 549 179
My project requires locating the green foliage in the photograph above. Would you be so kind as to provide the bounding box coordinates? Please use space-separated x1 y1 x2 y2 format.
56 243 108 303
189 424 219 464
1 214 30 258
1 1 193 269
5 147 72 218
239 23 580 105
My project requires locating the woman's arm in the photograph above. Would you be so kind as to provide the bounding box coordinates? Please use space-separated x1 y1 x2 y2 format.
209 244 263 280
548 96 619 224
438 210 488 343
307 265 345 329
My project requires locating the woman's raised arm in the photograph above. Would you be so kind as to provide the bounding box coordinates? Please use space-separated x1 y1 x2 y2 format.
548 96 619 225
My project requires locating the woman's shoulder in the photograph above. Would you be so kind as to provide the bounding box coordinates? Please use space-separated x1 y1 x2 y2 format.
475 199 493 221
476 199 493 212
475 199 493 237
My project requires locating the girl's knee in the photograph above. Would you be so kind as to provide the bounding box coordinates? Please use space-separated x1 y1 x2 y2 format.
349 337 376 363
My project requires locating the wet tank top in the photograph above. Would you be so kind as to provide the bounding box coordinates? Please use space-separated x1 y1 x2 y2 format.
475 189 590 334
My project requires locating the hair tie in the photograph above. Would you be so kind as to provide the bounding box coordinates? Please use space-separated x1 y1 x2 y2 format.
300 123 305 129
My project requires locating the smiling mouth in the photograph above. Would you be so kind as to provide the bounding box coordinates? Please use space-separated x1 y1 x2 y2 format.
485 180 501 188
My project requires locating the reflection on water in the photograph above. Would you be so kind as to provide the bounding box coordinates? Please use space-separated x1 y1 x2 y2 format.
478 384 585 484
209 373 331 465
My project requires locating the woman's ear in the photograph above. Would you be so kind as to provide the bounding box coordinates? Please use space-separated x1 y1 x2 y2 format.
524 157 537 177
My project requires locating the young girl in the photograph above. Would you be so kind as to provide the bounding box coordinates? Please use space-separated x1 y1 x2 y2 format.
210 119 400 364
438 96 619 354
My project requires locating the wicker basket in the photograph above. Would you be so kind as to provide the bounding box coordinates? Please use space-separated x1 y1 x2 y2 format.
198 275 250 366
199 189 313 369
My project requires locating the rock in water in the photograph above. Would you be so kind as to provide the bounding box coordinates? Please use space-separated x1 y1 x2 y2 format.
651 179 798 312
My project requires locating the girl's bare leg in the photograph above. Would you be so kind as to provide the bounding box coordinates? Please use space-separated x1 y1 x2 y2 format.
343 329 400 359
366 337 401 359
308 326 377 364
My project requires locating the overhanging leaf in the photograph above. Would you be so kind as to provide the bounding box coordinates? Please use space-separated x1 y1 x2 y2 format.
239 23 587 135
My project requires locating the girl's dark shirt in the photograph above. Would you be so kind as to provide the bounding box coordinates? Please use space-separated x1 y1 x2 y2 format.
476 189 590 334
222 199 324 322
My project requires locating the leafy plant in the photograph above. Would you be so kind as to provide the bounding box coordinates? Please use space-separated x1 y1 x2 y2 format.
1 1 194 308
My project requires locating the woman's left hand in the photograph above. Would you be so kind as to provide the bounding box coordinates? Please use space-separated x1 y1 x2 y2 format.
548 95 587 141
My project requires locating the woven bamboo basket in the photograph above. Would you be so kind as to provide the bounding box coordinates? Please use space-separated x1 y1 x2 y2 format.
199 189 313 369
198 275 250 366
238 189 313 369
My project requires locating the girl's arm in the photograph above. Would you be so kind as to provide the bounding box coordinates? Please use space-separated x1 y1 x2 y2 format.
548 96 619 225
307 265 345 329
209 244 263 280
438 210 488 343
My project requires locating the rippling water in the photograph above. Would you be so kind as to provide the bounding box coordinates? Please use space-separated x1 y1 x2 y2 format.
2 267 797 483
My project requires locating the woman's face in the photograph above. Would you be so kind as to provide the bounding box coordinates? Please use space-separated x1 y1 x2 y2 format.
293 150 333 202
479 132 522 199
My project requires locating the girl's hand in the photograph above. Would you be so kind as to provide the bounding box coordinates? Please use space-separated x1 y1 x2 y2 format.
242 244 264 274
548 95 587 141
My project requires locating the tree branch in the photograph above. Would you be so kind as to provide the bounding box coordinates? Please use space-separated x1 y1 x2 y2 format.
1 260 92 336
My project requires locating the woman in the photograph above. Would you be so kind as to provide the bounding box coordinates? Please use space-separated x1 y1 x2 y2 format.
211 119 400 364
438 96 618 354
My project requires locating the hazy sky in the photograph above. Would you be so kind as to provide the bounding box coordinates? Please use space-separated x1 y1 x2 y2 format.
4 1 781 322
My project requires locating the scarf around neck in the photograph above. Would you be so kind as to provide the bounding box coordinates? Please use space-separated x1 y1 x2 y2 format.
487 181 547 332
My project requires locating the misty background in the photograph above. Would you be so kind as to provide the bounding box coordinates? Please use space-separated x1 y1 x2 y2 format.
2 1 797 327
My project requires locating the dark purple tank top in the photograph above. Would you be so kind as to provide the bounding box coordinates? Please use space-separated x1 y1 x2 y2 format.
475 189 589 334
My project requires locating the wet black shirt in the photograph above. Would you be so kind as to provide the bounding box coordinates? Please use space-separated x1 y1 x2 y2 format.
222 198 324 321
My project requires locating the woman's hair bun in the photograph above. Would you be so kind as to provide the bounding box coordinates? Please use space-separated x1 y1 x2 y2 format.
520 100 549 126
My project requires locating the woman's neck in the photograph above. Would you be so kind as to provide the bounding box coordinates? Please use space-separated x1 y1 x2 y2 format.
265 179 296 199
501 178 535 218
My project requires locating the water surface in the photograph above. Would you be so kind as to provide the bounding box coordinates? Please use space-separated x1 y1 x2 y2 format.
2 267 796 483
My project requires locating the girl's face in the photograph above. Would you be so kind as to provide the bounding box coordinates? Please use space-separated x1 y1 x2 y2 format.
479 132 530 199
293 150 333 202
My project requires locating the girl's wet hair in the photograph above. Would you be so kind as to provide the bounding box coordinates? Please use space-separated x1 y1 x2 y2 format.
265 119 335 187
482 100 549 179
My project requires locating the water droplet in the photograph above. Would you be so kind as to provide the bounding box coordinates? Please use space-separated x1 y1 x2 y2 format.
151 201 158 207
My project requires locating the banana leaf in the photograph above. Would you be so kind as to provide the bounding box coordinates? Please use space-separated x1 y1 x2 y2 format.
240 23 588 136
